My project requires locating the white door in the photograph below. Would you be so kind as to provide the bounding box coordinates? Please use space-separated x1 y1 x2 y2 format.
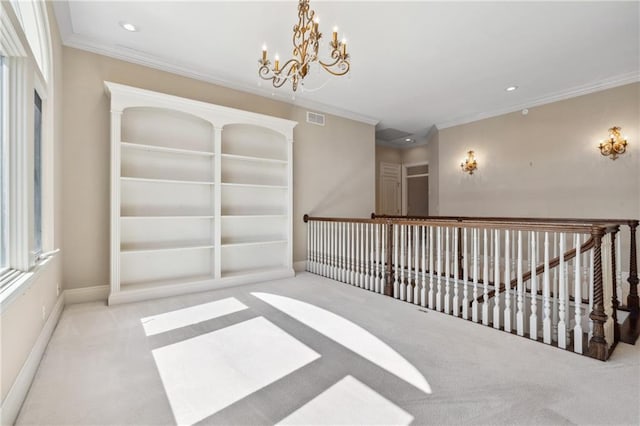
380 163 401 215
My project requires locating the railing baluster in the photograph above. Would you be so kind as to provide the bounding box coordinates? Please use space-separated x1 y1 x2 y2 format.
353 222 359 285
375 223 380 293
320 220 324 275
414 225 420 304
543 232 552 344
331 221 336 280
381 223 387 294
472 228 479 323
307 218 312 272
493 229 501 329
429 226 435 309
504 229 511 332
482 229 490 325
393 224 399 298
436 227 443 311
462 228 469 320
311 222 322 274
517 230 524 336
421 225 427 307
341 222 347 282
407 225 413 302
370 222 376 290
365 222 371 290
384 222 392 296
558 233 567 349
349 222 355 285
530 231 538 341
336 221 340 280
574 234 583 354
400 224 406 300
362 223 368 287
445 227 451 314
453 227 459 317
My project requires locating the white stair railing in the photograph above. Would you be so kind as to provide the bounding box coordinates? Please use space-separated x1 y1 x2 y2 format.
304 215 630 361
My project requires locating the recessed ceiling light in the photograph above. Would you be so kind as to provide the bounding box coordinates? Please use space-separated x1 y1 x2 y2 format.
405 138 412 142
120 22 138 32
505 85 518 92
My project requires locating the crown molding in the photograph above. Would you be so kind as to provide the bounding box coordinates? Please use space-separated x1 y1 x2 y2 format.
52 2 378 126
436 71 640 130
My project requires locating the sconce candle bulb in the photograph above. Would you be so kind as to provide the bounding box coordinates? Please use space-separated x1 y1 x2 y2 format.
461 150 478 174
598 126 628 160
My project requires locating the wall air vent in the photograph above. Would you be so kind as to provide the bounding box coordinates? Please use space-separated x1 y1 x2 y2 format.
306 111 325 126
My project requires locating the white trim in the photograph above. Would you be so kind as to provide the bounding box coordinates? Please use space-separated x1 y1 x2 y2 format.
293 260 306 272
108 268 294 305
0 255 54 310
63 285 109 305
436 71 640 129
0 292 64 426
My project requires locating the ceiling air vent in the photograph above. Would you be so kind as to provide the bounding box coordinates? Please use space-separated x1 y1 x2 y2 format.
306 111 325 126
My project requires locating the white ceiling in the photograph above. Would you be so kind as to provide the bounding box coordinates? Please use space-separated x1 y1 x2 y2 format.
54 1 639 147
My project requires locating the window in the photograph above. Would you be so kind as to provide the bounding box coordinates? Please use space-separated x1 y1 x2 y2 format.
0 0 54 301
0 56 7 273
34 90 42 255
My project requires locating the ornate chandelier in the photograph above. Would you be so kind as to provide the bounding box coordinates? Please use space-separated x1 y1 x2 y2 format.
258 0 350 92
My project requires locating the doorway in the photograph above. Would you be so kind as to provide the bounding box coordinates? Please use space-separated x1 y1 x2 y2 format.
402 162 429 216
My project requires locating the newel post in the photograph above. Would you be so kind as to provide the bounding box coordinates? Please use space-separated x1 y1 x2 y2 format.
610 227 620 343
384 221 394 296
627 220 639 317
588 226 608 361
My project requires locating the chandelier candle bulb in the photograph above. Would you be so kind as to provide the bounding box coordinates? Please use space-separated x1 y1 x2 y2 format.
258 0 351 91
262 45 267 62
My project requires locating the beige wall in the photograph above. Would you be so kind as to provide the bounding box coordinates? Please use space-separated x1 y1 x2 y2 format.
437 83 640 220
402 145 430 165
1 3 64 404
61 47 375 288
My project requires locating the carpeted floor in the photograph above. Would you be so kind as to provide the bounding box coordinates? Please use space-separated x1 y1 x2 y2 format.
16 272 640 425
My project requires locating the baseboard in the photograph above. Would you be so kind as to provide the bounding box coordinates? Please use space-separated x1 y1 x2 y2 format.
64 285 109 305
1 294 64 426
293 261 307 273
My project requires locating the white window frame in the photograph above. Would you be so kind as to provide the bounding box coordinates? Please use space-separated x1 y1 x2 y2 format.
0 0 56 305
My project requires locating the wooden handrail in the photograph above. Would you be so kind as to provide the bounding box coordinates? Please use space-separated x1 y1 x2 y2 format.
304 215 614 234
372 213 634 227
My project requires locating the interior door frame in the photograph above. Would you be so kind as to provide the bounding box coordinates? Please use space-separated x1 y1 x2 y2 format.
402 161 429 216
379 162 402 215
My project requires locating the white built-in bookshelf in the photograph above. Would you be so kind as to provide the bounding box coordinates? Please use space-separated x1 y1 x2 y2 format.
105 82 296 305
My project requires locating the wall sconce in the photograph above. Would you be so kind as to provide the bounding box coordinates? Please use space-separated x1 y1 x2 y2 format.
598 126 628 160
460 150 478 174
